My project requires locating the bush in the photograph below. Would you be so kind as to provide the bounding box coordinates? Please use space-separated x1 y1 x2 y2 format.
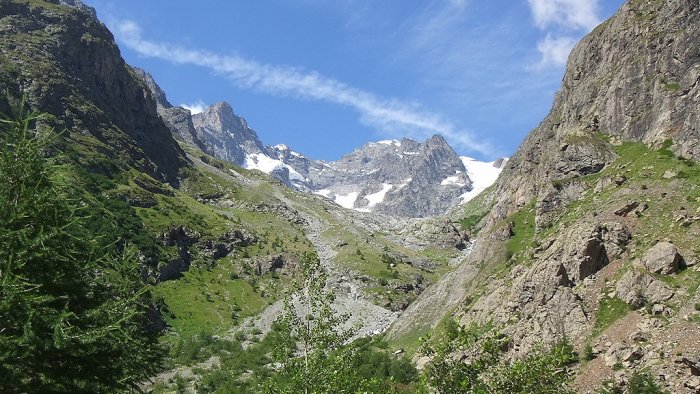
422 323 577 394
628 371 666 394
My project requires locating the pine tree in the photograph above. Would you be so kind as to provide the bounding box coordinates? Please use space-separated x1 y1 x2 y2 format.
0 104 164 392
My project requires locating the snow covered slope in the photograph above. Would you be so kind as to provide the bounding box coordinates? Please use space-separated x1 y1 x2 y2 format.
458 157 508 203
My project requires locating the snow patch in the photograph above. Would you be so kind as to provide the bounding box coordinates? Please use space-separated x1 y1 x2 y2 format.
376 140 400 147
459 156 505 203
244 153 305 181
334 192 360 209
314 189 332 198
313 189 360 210
364 183 393 208
440 175 467 187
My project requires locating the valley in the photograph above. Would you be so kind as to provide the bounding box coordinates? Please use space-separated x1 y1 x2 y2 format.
1 0 699 393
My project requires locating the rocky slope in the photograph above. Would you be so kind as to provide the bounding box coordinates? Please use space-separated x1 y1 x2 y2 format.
388 0 700 391
0 0 187 184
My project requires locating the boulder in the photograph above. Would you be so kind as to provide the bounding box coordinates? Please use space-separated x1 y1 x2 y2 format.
638 241 684 275
615 270 675 308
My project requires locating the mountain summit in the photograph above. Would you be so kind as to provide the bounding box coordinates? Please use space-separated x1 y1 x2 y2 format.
135 76 504 217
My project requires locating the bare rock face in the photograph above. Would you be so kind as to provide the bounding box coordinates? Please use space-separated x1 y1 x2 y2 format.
192 102 269 166
0 1 188 183
558 222 631 283
615 270 675 308
485 0 700 229
637 241 684 275
559 0 700 161
131 68 207 151
254 254 299 276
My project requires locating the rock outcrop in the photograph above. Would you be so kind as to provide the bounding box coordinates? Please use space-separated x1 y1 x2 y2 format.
0 0 188 183
636 241 684 275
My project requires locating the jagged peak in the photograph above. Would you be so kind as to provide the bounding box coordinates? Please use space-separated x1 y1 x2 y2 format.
426 134 448 145
195 101 250 130
132 67 172 110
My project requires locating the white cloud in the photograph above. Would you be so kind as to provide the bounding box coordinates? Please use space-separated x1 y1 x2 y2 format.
536 34 578 68
527 0 600 68
527 0 600 31
113 20 494 156
181 100 207 115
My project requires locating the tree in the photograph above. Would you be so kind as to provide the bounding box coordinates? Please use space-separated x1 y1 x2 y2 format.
0 104 163 392
260 252 395 394
421 321 577 394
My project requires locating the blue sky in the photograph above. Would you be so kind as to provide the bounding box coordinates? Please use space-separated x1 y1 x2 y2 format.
84 0 625 161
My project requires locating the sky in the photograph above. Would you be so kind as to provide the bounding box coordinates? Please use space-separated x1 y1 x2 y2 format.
83 0 625 161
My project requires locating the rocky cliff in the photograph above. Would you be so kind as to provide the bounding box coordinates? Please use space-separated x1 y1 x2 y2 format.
0 0 188 183
388 0 700 392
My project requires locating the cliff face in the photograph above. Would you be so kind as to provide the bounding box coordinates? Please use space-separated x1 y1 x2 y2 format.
0 0 187 183
495 0 700 223
390 1 700 391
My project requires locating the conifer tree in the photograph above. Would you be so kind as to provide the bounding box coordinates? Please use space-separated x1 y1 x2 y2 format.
0 104 163 392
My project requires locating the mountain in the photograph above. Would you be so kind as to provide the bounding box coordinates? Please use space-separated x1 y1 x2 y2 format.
134 75 504 217
7 0 700 391
0 2 473 391
388 0 700 391
0 0 188 184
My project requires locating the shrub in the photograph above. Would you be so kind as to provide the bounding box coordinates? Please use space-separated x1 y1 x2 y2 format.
628 371 666 394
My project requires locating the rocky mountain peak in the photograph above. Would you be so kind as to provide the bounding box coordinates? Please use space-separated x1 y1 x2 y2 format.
191 102 267 165
194 102 247 131
424 134 449 149
132 62 498 218
132 68 172 111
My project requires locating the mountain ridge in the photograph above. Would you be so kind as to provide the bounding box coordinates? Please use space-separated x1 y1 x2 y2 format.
134 73 506 217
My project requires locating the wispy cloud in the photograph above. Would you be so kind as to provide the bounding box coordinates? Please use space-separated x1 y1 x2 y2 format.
527 0 600 68
113 20 494 157
528 0 600 31
536 34 578 67
181 100 207 115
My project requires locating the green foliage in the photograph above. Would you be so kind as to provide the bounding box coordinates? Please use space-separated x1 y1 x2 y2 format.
596 371 666 394
0 106 164 392
628 371 667 394
459 212 487 232
505 201 537 265
584 343 595 361
421 323 577 393
592 297 631 338
260 252 403 393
